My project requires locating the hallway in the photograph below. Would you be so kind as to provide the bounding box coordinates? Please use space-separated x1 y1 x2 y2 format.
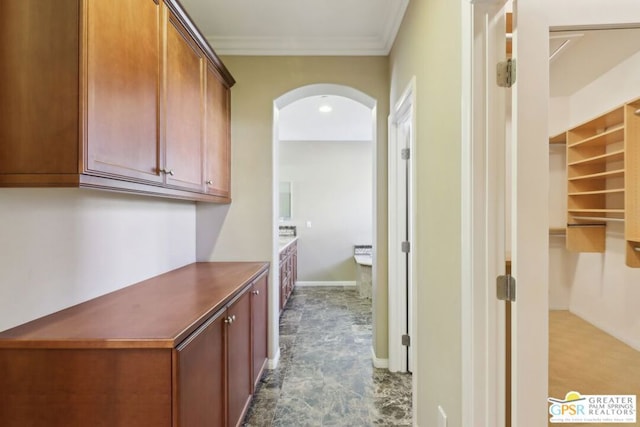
243 287 412 426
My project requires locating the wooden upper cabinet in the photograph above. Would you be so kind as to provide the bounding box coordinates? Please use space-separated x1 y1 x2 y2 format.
0 0 79 178
164 11 205 192
85 0 162 184
0 0 234 202
205 64 232 199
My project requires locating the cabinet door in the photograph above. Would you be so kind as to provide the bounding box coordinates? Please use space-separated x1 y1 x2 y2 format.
85 0 162 184
279 260 287 312
164 12 204 191
1 0 79 177
176 309 226 427
251 273 268 390
227 289 252 427
205 64 231 198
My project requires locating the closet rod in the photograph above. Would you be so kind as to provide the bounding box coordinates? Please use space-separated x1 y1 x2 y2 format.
567 223 606 227
634 247 640 252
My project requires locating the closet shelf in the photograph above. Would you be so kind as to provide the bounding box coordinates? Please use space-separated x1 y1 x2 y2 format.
567 125 624 149
569 209 624 214
563 98 640 265
568 188 624 196
549 133 567 145
568 169 624 181
569 216 624 223
568 150 624 167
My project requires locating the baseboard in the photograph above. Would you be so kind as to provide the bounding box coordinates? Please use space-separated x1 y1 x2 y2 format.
295 281 356 287
570 307 640 352
371 346 389 369
268 347 281 370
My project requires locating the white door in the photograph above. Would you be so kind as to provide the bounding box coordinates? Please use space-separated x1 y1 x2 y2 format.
468 0 549 426
388 78 415 374
508 1 550 425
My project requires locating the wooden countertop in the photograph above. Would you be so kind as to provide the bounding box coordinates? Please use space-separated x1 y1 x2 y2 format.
0 262 269 349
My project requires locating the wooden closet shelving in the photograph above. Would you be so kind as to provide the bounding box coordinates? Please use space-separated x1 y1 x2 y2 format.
558 97 640 266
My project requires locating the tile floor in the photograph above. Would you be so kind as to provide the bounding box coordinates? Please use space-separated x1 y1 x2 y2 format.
243 287 412 426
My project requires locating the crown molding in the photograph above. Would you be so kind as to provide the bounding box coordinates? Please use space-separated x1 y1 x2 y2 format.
206 0 410 56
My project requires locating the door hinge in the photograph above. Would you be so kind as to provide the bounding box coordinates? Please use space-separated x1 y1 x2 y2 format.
496 58 516 88
496 274 516 302
402 334 411 346
401 241 410 253
401 148 410 160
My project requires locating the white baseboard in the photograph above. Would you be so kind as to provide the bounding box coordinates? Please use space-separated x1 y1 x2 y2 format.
371 346 389 369
295 281 356 287
268 347 281 369
570 307 640 351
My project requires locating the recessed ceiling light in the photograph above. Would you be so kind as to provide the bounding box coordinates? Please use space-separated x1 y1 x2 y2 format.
319 105 332 113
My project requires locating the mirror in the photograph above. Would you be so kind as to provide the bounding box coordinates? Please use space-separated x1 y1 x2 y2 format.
279 181 292 220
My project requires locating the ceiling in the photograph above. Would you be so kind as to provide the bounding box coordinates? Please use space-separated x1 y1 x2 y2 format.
278 95 372 141
550 28 640 97
178 0 410 55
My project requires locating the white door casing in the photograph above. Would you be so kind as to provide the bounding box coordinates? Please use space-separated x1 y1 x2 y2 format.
388 77 417 374
462 1 507 426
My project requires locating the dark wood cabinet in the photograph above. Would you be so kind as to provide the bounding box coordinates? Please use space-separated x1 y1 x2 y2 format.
279 240 298 313
0 262 269 427
205 64 232 197
164 11 205 191
227 289 253 427
85 0 163 185
0 0 234 203
177 308 226 427
251 272 269 390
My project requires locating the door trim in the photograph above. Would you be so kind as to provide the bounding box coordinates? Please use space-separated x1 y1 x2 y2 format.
388 76 417 375
463 1 508 426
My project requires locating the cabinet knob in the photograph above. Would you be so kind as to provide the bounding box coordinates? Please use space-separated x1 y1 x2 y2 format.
231 315 236 322
224 315 234 324
252 290 260 295
206 180 213 185
160 168 175 176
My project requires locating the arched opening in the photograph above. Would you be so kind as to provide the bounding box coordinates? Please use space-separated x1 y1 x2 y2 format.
270 84 379 367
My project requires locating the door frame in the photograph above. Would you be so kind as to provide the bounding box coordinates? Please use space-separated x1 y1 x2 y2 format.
462 1 508 426
464 0 550 426
271 83 378 369
388 76 417 374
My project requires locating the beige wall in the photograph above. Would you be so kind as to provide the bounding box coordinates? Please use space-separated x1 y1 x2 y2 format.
389 0 463 425
196 56 390 358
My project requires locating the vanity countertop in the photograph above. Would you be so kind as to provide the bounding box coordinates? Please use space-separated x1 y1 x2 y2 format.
279 236 298 253
354 254 372 267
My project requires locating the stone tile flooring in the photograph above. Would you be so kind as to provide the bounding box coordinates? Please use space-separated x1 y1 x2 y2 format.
243 287 412 426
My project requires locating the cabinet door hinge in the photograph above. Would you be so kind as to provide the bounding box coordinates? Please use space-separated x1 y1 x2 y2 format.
496 274 516 302
402 334 411 347
401 241 410 253
401 148 410 160
497 58 516 88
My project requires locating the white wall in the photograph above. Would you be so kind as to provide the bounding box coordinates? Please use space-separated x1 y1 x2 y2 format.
279 140 372 282
550 46 640 348
0 189 196 332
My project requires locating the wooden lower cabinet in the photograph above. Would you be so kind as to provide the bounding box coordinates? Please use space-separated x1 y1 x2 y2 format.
227 289 253 427
251 272 269 390
279 241 297 313
0 262 269 427
177 309 226 426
